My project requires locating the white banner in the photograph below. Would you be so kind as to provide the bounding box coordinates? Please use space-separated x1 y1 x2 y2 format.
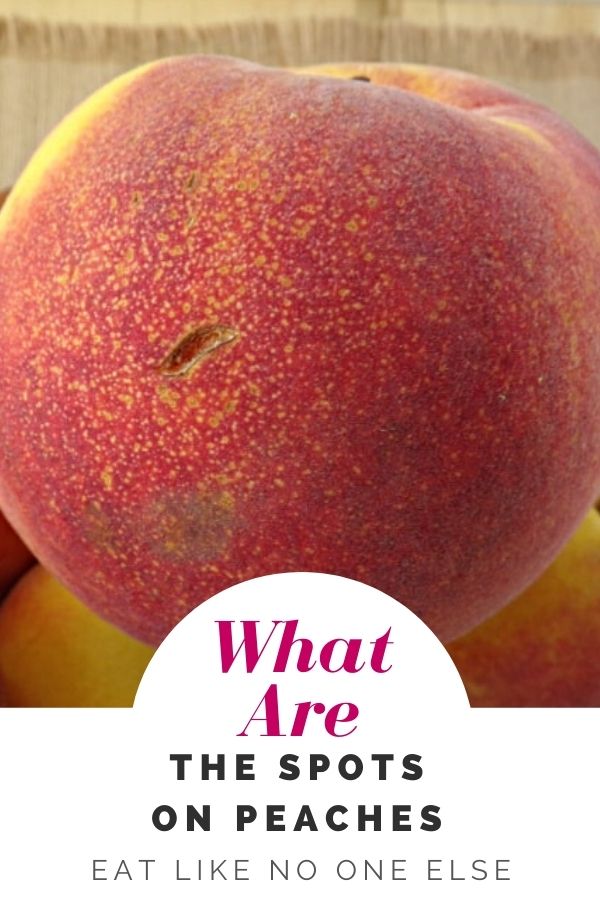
0 572 597 897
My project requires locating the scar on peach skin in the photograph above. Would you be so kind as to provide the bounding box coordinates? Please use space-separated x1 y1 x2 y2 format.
158 323 239 378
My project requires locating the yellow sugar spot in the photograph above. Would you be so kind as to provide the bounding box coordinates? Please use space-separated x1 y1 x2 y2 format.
119 394 134 408
345 219 360 233
292 220 314 239
217 490 235 511
366 196 379 209
101 468 113 490
254 254 267 267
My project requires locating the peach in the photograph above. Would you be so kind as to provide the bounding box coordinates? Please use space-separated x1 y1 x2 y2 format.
1 58 600 645
0 186 35 596
0 565 154 706
0 508 34 599
447 509 600 706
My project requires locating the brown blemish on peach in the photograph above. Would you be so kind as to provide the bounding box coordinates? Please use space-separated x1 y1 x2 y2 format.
159 323 239 378
145 491 236 562
351 75 371 83
85 489 238 565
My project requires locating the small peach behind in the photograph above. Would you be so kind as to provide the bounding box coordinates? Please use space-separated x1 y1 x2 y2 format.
0 508 33 598
447 509 600 707
0 565 154 706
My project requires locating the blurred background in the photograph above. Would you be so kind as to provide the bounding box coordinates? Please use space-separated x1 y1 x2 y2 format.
0 0 599 187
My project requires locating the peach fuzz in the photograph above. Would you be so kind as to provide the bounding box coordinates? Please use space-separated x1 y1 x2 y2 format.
0 565 154 707
447 509 600 707
1 57 600 645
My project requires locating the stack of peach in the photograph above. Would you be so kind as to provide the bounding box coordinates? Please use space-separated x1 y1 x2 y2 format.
2 58 600 707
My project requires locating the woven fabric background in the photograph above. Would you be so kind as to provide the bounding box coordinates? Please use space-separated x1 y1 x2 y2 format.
1 6 599 186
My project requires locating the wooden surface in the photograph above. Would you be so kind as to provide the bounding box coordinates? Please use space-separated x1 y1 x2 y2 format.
1 0 371 26
0 0 600 33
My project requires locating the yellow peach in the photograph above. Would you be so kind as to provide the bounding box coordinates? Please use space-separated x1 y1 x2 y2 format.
447 509 600 706
0 565 154 706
